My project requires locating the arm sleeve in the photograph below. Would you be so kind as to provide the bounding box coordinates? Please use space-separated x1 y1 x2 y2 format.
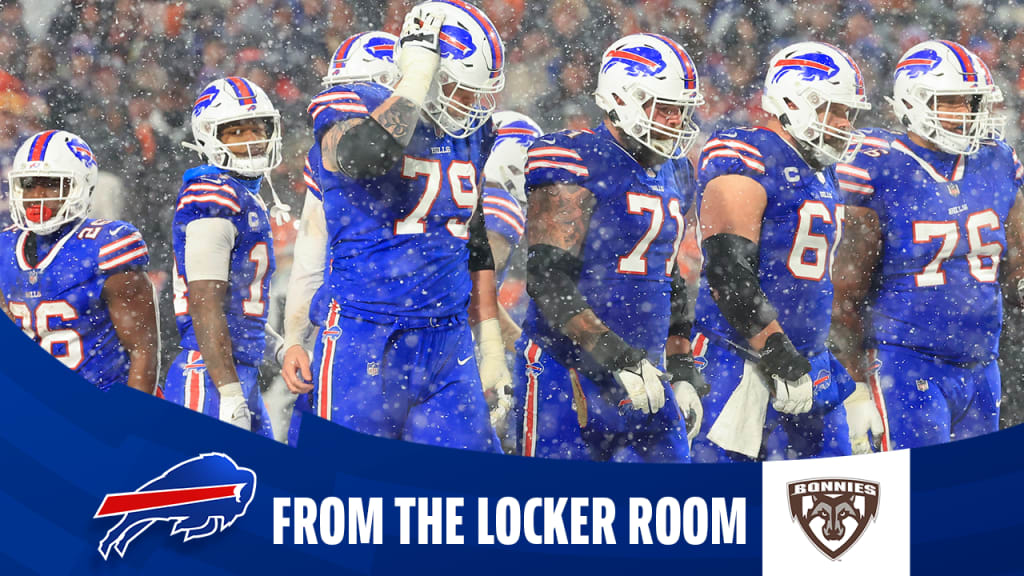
96 222 150 276
696 134 768 187
524 137 590 190
283 193 327 349
481 186 525 247
184 218 237 282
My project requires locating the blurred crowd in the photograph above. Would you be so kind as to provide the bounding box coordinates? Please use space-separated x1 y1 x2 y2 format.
2 0 1024 426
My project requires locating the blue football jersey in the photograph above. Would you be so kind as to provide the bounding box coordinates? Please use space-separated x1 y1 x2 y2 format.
309 83 495 320
0 218 150 389
694 127 843 355
521 124 695 372
837 130 1024 363
172 165 276 366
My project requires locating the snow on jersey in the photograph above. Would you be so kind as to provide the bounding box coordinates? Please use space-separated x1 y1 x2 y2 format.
172 166 275 366
837 129 1024 363
0 218 149 389
521 124 694 372
309 83 495 321
695 127 843 355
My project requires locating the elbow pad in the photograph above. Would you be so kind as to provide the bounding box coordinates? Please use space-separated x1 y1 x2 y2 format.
702 233 778 339
526 244 591 330
334 119 405 179
468 209 495 271
668 267 692 338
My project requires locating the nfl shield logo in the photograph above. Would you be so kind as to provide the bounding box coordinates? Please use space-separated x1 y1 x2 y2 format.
366 362 380 377
947 182 960 196
28 270 38 285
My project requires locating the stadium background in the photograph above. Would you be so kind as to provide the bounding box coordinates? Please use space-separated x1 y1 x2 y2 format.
1 0 1023 428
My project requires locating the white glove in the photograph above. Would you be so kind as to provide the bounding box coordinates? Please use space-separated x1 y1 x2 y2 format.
845 381 883 454
613 359 667 415
771 374 813 414
673 380 703 447
218 382 252 430
394 5 445 107
473 318 513 430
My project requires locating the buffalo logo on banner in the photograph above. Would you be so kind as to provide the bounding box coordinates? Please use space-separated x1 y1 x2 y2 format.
787 478 879 560
94 453 256 559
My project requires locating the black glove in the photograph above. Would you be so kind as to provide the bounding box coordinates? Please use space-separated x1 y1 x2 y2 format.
758 332 811 381
666 354 708 398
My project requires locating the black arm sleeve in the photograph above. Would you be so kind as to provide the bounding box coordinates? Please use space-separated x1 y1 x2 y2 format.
526 244 591 330
668 265 692 338
702 233 779 339
467 205 494 272
334 118 405 180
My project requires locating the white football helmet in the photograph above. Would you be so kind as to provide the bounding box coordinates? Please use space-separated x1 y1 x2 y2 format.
483 111 543 203
8 130 98 235
762 41 871 166
322 31 399 88
397 0 505 138
595 33 704 159
890 40 995 155
186 76 282 177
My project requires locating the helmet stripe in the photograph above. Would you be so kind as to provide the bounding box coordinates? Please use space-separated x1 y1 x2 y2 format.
333 32 365 66
29 130 58 162
225 76 257 105
443 0 503 78
939 40 978 82
645 33 698 90
820 42 865 96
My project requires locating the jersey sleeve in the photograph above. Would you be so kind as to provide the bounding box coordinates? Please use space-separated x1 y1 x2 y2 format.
481 185 525 246
303 150 323 202
697 132 767 187
836 128 893 209
95 221 149 276
1011 144 1024 191
524 133 591 191
310 84 381 144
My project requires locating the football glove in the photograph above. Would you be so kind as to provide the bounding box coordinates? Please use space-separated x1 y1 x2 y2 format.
395 5 445 107
473 318 513 430
770 373 813 414
758 332 812 381
667 354 706 445
218 382 252 430
845 381 883 454
613 359 667 415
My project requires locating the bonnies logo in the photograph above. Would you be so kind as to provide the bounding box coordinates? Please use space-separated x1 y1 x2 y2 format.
788 478 879 560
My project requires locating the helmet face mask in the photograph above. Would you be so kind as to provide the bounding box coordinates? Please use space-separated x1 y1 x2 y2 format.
8 130 97 235
322 31 399 88
762 41 871 166
594 33 704 160
404 1 505 138
890 40 995 155
190 77 282 177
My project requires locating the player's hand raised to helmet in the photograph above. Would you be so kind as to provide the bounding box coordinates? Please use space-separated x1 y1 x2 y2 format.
398 5 445 79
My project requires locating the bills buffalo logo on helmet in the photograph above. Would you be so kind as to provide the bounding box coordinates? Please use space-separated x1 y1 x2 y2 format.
439 25 477 60
193 85 220 117
894 49 943 79
602 45 667 77
788 478 879 560
95 453 256 560
771 52 840 84
66 137 97 169
364 36 395 62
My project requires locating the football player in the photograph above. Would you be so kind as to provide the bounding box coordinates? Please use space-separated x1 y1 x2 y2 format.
515 33 704 462
690 42 869 462
280 30 400 446
0 130 158 393
163 76 288 436
306 1 510 451
832 41 1024 451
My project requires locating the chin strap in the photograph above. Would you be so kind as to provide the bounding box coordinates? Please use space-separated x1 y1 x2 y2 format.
263 169 292 227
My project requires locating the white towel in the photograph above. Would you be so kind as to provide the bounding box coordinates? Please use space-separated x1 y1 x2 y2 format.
707 360 771 458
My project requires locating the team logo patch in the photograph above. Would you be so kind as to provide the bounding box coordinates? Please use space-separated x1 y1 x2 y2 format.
66 136 97 169
894 49 942 79
771 52 840 84
193 85 220 117
438 25 477 60
916 379 929 392
364 36 395 61
788 478 879 560
95 453 256 560
602 45 667 77
322 325 343 343
366 361 380 377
